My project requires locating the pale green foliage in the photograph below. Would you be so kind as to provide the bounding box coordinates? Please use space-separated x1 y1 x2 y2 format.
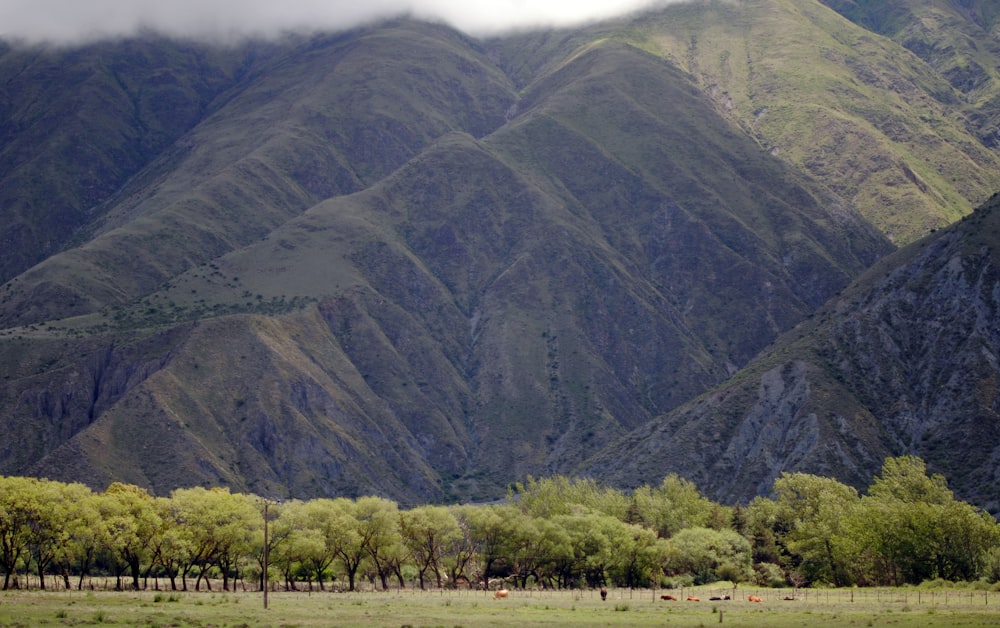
268 500 328 589
548 512 620 588
59 488 104 590
753 561 787 587
773 472 859 587
868 456 953 504
319 498 367 592
354 496 401 590
152 496 190 591
0 477 96 590
604 522 662 588
0 476 39 589
463 503 519 589
510 476 629 519
839 456 1000 585
666 527 753 585
1 458 998 591
165 486 258 591
441 504 480 587
102 482 162 591
525 517 574 585
627 474 721 538
400 505 460 588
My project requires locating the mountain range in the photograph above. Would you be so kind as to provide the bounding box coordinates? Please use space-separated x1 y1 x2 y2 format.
1 0 998 511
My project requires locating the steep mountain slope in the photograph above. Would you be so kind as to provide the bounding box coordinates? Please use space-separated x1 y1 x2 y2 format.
0 23 517 328
0 25 889 503
820 0 1000 149
0 38 255 284
601 0 1000 244
587 192 1000 512
2 1 1000 506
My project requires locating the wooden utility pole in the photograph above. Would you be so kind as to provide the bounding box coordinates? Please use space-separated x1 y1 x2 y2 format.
263 499 270 610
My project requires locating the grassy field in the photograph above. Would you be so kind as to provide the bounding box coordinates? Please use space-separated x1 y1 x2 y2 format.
0 586 996 627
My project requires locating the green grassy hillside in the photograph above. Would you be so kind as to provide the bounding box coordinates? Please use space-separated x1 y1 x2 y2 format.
607 0 1000 244
0 38 254 284
2 2 1000 506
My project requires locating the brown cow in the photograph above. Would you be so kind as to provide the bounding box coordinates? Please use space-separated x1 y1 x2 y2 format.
748 595 763 603
494 589 509 599
686 596 700 602
660 595 678 601
600 587 607 601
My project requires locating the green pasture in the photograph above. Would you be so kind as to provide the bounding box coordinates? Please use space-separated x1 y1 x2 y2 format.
0 586 996 627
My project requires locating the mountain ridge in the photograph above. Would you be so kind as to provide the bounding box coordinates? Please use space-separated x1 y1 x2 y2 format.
2 1 999 508
586 193 1000 512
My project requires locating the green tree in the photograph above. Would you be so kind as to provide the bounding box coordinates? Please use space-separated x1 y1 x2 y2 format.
506 515 574 588
0 476 35 590
842 456 1000 585
772 472 859 586
528 516 574 588
400 505 460 589
292 499 343 590
22 479 70 590
55 487 104 590
511 476 629 519
667 527 753 585
250 499 293 594
547 511 625 588
934 499 998 581
206 490 259 591
354 496 401 590
626 474 718 538
868 456 953 504
606 522 661 587
269 501 324 591
0 477 86 590
441 504 480 588
151 496 190 591
325 498 367 592
101 483 163 591
741 496 785 567
167 486 259 591
464 503 518 590
250 496 292 590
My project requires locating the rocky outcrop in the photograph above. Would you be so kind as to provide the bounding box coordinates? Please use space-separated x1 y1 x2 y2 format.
589 195 1000 512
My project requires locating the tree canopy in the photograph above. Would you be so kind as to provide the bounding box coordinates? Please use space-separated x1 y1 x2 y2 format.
1 457 996 591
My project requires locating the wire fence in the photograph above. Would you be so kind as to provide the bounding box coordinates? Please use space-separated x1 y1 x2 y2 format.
3 574 993 609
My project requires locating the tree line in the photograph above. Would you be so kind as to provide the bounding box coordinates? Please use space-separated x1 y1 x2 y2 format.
1 456 998 592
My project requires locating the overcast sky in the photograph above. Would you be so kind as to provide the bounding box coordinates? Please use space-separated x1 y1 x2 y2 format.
0 0 678 44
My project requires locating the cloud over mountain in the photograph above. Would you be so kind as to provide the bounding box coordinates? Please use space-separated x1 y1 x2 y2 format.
0 0 672 43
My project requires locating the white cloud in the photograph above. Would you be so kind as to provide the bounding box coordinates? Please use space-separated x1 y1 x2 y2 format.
0 0 675 44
